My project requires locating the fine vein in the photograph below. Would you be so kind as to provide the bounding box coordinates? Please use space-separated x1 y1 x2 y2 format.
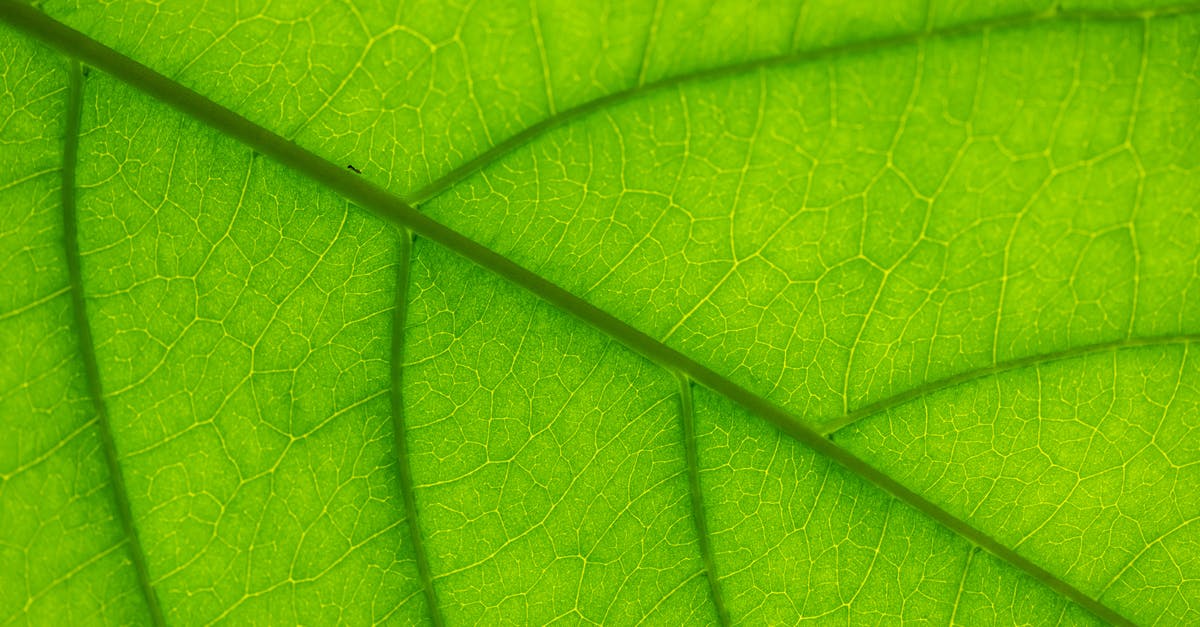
389 232 443 627
0 5 1147 624
676 374 730 627
821 334 1200 436
948 547 977 626
405 1 1200 207
60 59 165 626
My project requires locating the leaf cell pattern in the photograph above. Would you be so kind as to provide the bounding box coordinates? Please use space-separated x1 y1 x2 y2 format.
1 1 1198 625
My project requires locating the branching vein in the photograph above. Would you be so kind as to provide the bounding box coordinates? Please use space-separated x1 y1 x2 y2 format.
4 4 1176 624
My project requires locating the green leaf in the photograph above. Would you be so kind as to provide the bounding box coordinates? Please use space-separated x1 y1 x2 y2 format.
1 0 1197 624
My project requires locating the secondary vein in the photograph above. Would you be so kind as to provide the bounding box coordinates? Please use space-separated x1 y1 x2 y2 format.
404 1 1200 207
676 374 731 627
0 5 1150 624
61 59 165 626
821 334 1200 436
389 232 444 626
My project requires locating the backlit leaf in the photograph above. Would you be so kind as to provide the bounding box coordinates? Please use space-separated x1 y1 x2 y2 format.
1 1 1198 624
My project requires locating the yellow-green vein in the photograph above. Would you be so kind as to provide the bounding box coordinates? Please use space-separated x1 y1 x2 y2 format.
0 5 1139 624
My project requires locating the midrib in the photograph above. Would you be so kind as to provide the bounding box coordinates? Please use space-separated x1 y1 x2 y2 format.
9 2 1193 624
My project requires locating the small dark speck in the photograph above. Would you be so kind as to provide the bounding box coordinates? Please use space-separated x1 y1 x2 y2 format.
347 164 362 174
82 67 91 78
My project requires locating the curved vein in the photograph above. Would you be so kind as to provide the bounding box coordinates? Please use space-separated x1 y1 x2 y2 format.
0 5 1149 624
389 232 443 626
405 1 1200 207
676 374 730 627
821 334 1200 436
61 59 165 626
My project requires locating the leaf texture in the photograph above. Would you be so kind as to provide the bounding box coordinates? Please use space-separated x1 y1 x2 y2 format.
1 0 1198 625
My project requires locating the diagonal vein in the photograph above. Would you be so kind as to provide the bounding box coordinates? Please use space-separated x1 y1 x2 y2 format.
60 59 165 626
821 334 1200 436
676 374 730 627
1 3 1168 624
389 232 444 626
405 0 1200 207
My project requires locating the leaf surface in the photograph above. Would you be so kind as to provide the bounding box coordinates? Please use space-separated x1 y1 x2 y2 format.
1 0 1198 625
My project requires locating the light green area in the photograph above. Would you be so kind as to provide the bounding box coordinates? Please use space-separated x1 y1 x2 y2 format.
70 72 425 624
0 30 148 626
692 386 1101 626
422 11 1200 428
839 344 1200 624
0 0 1197 625
403 240 713 624
42 0 1087 197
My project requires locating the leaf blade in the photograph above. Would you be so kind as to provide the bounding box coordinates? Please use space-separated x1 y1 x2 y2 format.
0 26 149 626
1 1 1197 625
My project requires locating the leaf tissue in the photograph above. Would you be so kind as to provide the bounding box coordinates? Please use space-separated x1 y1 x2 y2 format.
0 0 1197 625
